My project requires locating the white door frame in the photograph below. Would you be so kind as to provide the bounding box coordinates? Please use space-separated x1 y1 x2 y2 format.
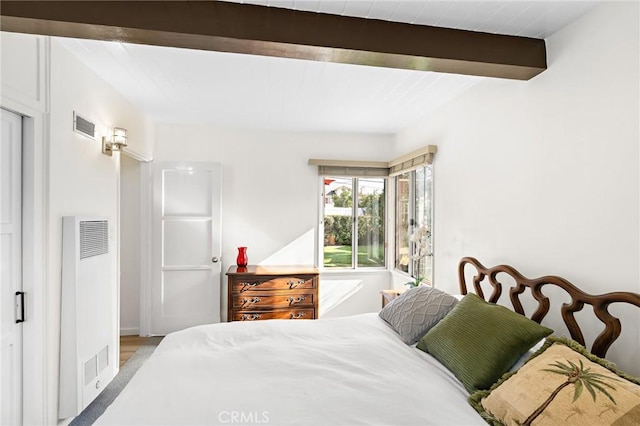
1 99 48 425
139 161 153 336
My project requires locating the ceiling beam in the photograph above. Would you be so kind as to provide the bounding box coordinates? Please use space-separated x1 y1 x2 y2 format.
0 1 547 80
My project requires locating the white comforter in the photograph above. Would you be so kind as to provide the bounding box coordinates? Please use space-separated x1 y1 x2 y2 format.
96 314 485 425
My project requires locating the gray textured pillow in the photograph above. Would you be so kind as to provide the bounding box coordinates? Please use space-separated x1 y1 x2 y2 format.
379 286 458 344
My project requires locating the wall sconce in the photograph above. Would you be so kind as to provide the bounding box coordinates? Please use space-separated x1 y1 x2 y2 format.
102 127 128 156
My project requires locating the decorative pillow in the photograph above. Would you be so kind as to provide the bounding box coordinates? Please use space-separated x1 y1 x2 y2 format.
469 337 640 426
416 293 553 392
378 286 458 345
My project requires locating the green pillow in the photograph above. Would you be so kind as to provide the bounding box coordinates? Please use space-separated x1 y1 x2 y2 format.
416 293 553 393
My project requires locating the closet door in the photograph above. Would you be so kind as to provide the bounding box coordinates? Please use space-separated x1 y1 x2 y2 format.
1 108 23 426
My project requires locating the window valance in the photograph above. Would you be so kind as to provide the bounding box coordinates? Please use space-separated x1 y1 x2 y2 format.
309 145 437 177
388 145 437 176
307 159 390 177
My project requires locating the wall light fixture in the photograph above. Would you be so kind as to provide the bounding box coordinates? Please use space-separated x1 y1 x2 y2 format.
102 127 128 156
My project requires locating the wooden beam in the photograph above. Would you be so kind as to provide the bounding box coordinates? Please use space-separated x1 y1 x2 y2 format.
0 1 547 80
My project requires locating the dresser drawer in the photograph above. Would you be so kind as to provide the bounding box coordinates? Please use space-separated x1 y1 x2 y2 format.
231 276 316 292
232 293 315 309
233 309 315 321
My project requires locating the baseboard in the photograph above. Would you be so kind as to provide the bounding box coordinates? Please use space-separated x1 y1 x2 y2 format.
119 327 140 336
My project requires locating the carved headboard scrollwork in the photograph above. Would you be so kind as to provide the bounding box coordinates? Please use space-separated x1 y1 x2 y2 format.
458 256 640 358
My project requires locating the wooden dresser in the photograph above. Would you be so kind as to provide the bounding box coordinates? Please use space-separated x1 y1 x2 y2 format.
226 265 319 322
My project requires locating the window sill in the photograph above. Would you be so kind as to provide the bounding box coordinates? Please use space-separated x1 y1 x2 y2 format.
390 268 431 283
319 268 390 275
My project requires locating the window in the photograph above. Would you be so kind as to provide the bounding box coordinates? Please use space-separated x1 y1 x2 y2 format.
323 177 386 269
395 165 433 282
311 144 435 273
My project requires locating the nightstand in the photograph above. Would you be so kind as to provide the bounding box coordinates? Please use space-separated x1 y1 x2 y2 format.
380 289 406 308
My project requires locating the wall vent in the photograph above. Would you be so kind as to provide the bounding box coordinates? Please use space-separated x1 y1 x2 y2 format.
83 345 109 386
73 112 96 140
80 220 108 259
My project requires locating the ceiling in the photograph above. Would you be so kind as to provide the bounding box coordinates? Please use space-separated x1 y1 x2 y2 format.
57 0 600 134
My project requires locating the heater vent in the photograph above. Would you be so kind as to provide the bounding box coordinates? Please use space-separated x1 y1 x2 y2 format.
73 112 96 140
83 345 109 386
60 216 115 419
84 356 97 386
80 221 108 259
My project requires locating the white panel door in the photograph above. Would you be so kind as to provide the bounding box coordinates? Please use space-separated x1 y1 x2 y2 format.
151 162 222 334
1 109 23 425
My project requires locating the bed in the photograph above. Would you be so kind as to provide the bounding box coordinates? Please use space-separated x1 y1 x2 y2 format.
95 257 640 425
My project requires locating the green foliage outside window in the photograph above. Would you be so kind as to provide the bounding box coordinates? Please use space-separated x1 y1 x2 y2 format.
324 190 384 246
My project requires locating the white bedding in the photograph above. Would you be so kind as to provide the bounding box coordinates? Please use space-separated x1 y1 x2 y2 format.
96 314 485 425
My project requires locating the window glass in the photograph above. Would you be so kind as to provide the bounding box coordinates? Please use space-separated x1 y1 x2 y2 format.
414 167 433 280
323 177 353 268
395 166 433 281
323 177 386 269
357 178 385 268
395 173 410 273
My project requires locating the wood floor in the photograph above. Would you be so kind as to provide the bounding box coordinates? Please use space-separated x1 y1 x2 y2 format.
119 335 153 367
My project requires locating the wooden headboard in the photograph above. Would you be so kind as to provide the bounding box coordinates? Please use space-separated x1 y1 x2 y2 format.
458 256 640 358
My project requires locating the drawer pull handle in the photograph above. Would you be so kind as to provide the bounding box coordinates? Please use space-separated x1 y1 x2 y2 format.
240 282 260 292
287 279 306 289
241 296 261 306
287 296 306 305
290 312 306 319
241 313 262 321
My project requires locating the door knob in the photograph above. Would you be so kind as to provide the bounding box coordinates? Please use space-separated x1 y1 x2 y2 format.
211 257 219 263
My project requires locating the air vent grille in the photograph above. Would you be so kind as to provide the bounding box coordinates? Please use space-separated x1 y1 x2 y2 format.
97 345 109 373
73 112 96 140
83 345 109 386
79 220 108 259
84 356 97 386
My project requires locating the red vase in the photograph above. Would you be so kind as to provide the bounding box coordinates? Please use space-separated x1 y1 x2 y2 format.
236 247 248 267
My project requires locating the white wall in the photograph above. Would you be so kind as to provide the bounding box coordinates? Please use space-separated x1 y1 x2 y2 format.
319 271 391 319
396 1 640 375
153 126 395 319
47 39 150 424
